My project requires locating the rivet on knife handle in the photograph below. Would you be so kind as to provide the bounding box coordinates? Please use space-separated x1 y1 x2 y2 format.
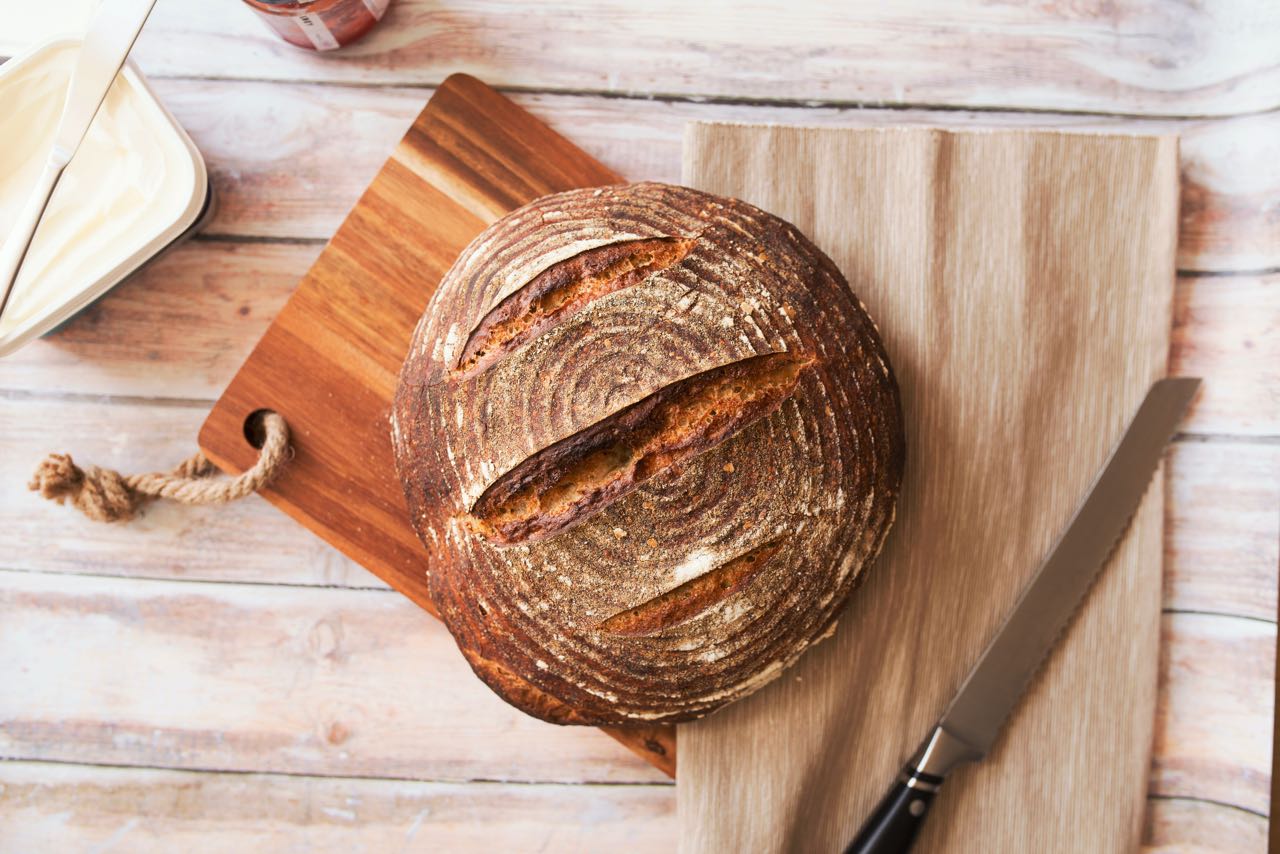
841 377 1200 854
843 727 981 854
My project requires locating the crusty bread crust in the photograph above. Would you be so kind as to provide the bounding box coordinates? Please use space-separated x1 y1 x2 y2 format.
392 182 904 725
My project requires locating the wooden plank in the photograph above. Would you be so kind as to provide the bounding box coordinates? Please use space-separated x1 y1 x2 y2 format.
9 0 1273 117
0 396 376 589
522 98 1274 274
0 760 1260 853
0 571 1269 816
0 241 318 402
1142 797 1269 852
30 396 1273 603
1151 612 1275 817
1170 273 1280 436
129 78 1280 272
1165 441 1280 621
0 569 666 784
4 260 1274 440
6 397 1274 629
1175 114 1280 273
151 79 411 245
0 761 676 853
679 124 1177 852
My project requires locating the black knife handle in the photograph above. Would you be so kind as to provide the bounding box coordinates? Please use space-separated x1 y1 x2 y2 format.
841 769 942 854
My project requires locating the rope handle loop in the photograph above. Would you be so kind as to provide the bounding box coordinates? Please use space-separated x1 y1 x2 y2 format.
29 412 290 523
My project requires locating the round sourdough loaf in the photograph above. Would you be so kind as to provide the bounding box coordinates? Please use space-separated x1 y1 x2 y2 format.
391 182 904 725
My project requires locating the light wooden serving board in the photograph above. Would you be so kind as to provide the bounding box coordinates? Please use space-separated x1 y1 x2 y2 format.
678 125 1179 852
198 74 675 775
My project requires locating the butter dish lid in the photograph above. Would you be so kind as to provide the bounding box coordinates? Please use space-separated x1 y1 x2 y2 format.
0 38 209 357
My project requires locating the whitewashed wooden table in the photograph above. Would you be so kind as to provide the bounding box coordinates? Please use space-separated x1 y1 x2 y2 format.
1 2 1276 850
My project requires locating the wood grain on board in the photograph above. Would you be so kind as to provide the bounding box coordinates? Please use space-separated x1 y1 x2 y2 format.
195 74 679 773
678 124 1179 852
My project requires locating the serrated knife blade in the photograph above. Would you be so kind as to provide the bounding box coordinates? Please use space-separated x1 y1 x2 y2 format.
844 377 1201 854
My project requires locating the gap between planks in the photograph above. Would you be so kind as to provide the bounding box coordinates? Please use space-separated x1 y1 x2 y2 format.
3 757 1267 819
1165 609 1278 627
192 234 329 247
1175 433 1280 445
0 565 1271 627
0 564 390 594
0 756 672 790
1145 794 1269 822
41 71 1280 124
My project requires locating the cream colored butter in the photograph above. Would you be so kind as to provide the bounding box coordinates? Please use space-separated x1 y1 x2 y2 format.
0 41 199 342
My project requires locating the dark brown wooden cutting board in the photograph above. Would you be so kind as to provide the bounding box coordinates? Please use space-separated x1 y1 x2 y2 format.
198 74 675 776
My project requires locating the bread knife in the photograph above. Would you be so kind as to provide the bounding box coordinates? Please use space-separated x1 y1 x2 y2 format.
843 377 1201 854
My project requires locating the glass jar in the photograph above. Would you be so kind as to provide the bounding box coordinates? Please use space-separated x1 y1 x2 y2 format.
240 0 390 51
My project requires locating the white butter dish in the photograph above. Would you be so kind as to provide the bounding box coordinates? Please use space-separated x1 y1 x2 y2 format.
0 38 210 356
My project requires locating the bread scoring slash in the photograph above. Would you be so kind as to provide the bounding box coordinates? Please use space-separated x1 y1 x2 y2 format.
391 182 904 725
